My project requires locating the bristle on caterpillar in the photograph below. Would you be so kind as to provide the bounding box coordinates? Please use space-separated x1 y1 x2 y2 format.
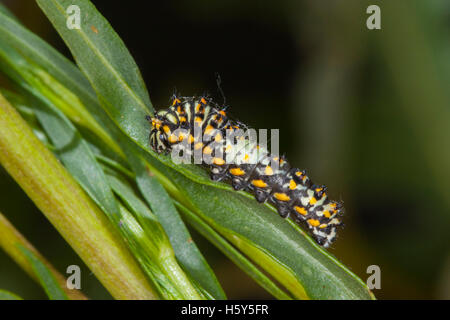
148 95 343 248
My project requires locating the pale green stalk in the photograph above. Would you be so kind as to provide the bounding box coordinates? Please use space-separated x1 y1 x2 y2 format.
0 93 157 300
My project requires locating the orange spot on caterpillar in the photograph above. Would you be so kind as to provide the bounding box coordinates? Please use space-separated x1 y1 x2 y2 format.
163 125 170 134
274 193 290 202
289 180 297 190
195 117 203 124
213 157 225 166
230 167 245 176
308 219 320 227
204 125 214 135
294 206 307 215
147 96 344 248
252 179 267 188
265 166 273 175
168 134 178 143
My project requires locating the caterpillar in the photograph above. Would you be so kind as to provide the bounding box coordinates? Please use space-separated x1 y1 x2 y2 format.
147 95 343 248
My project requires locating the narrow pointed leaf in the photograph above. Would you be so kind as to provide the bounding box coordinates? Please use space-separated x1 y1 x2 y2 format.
36 0 152 143
175 201 292 300
30 0 224 298
123 146 226 299
18 244 68 300
30 93 120 218
0 93 156 299
0 3 19 22
34 0 216 188
152 161 375 300
0 8 124 157
0 210 87 300
23 92 200 299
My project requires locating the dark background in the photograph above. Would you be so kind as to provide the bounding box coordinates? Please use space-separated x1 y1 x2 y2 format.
1 0 449 299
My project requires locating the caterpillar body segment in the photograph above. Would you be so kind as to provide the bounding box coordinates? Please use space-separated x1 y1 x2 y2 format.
148 95 343 248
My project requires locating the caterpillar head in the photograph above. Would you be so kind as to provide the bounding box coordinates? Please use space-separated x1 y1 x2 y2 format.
147 109 180 153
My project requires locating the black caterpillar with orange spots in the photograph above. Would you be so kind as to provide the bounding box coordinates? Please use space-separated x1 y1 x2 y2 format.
147 95 343 247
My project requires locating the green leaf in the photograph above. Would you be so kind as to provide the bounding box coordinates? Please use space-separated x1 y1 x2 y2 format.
36 0 152 144
0 38 172 298
0 8 124 158
122 146 226 300
0 210 87 300
0 93 156 300
34 0 224 299
24 92 201 299
31 93 120 219
0 3 19 22
0 290 23 300
18 244 68 300
118 202 204 299
175 201 292 300
35 0 373 299
34 0 217 188
106 170 207 299
0 19 214 300
96 154 135 179
0 88 51 147
157 164 375 300
97 149 225 299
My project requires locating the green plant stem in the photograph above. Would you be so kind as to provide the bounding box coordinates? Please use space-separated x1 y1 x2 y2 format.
0 93 157 300
0 211 86 300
